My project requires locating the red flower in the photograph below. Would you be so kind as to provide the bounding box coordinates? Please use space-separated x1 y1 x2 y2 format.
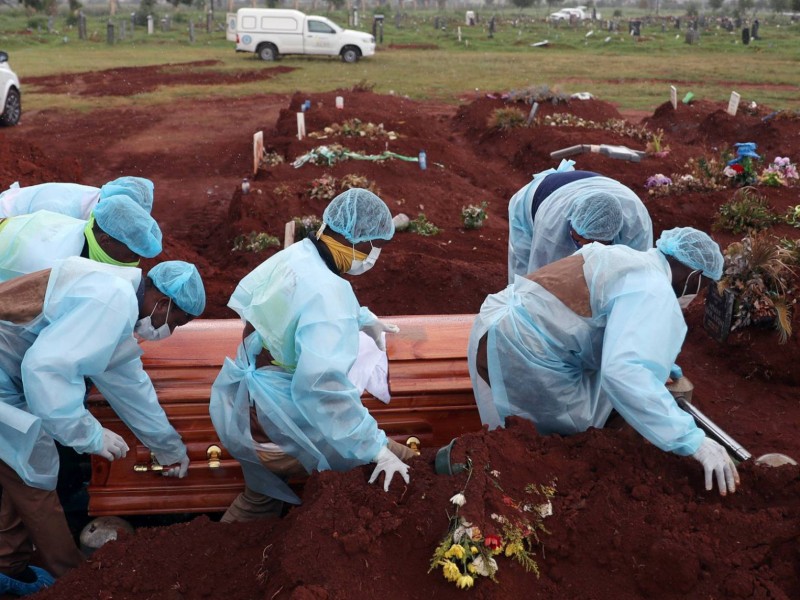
484 535 503 550
502 496 516 507
731 164 744 173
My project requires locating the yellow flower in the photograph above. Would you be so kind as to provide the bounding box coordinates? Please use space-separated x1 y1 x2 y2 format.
467 563 477 574
441 560 460 582
445 544 466 560
470 527 482 541
505 542 523 557
471 546 479 555
456 574 474 589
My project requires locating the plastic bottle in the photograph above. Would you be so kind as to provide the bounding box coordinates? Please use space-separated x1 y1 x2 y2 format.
418 150 427 171
241 177 250 195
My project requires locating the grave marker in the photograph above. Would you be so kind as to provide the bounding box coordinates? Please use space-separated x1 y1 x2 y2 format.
253 131 264 176
727 91 741 116
296 113 306 140
670 85 678 110
526 102 539 126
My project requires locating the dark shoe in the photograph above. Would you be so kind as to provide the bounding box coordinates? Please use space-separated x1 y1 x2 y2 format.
0 566 55 596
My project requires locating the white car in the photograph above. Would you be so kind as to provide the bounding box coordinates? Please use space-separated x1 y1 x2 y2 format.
0 50 21 126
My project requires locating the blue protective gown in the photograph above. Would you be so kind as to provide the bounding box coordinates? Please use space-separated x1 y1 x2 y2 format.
0 211 86 283
469 243 704 456
0 182 101 219
508 160 653 283
209 238 387 503
0 257 187 490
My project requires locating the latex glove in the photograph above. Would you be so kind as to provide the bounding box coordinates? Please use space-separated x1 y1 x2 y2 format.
162 454 190 478
368 445 410 491
692 437 739 495
98 428 129 461
361 320 399 352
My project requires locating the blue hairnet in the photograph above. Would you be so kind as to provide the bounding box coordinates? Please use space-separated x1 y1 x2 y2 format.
567 192 624 241
323 188 394 244
92 195 162 258
147 261 206 316
655 227 724 281
100 177 154 212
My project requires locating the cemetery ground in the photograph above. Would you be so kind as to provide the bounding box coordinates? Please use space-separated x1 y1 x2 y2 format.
1 19 800 600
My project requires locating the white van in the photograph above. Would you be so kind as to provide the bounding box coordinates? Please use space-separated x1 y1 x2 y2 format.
235 8 376 63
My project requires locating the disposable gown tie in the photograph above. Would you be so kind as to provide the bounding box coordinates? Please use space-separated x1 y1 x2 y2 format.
209 333 300 505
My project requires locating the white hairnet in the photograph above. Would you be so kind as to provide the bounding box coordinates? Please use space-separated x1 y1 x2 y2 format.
100 177 154 213
323 188 394 244
147 261 206 316
655 227 724 281
567 192 624 241
93 195 162 258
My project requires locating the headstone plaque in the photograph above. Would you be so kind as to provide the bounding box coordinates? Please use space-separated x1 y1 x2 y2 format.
703 284 735 343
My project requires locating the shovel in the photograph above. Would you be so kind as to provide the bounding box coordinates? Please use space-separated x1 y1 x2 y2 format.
667 377 797 467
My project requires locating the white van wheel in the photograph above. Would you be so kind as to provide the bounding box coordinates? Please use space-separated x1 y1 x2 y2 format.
258 44 279 61
341 47 360 63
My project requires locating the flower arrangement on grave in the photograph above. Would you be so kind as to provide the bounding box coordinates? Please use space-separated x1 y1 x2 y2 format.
309 118 399 141
407 213 441 236
490 108 527 130
339 173 380 195
758 157 799 187
713 187 780 235
538 114 653 142
644 173 673 196
720 233 799 343
461 201 489 230
722 142 761 187
308 174 338 201
231 231 280 253
429 458 556 589
645 129 670 158
292 215 322 239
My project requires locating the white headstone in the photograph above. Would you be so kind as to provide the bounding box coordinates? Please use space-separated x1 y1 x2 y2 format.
335 96 344 109
458 26 462 42
296 113 306 140
670 85 678 110
284 221 296 248
253 131 264 176
727 91 741 116
147 14 153 35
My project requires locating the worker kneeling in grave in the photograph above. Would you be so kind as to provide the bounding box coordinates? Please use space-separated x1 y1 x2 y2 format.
469 227 740 496
507 159 653 283
0 257 205 596
210 189 415 523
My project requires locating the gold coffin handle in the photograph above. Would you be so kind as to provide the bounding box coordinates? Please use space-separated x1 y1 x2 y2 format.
406 436 421 455
207 445 222 469
133 452 163 473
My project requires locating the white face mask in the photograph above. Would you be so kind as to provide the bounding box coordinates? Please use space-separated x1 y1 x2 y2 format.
347 246 381 276
677 269 702 310
134 298 172 341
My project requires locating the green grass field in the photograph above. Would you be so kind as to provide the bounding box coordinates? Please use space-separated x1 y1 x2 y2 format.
2 6 799 113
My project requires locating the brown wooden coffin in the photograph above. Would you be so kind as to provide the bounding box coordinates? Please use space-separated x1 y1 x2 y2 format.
87 315 481 516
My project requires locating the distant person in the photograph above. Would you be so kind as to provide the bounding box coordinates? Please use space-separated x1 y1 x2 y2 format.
508 159 652 283
210 189 414 523
469 228 738 496
0 258 205 595
0 176 154 219
0 195 161 283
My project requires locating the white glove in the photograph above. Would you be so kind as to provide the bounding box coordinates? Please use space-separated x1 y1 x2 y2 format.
692 437 739 495
162 454 190 478
361 320 399 352
368 445 410 491
98 428 129 461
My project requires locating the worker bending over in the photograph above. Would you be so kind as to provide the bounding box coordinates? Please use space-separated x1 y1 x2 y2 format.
469 227 738 496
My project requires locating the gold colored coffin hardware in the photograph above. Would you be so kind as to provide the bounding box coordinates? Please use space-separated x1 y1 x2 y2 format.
406 436 421 455
207 445 222 468
133 453 163 473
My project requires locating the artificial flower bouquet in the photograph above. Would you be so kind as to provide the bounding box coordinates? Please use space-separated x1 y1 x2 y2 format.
758 157 799 187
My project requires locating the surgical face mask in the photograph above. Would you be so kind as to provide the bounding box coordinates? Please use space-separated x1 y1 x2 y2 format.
134 298 172 341
677 269 702 310
347 245 381 276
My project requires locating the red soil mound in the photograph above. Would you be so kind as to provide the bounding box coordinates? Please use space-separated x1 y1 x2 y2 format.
2 76 800 599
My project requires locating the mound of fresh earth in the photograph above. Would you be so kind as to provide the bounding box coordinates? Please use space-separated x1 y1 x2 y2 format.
2 64 799 599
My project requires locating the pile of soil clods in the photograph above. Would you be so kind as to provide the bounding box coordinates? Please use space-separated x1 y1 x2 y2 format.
35 418 800 600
